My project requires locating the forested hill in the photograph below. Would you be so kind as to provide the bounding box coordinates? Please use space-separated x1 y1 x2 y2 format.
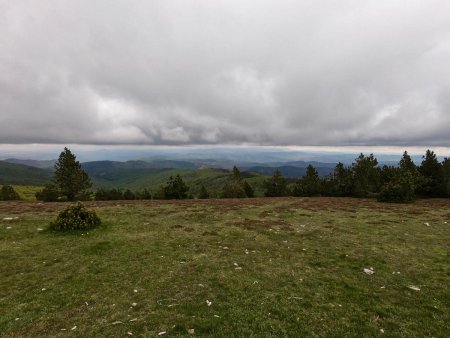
0 161 52 185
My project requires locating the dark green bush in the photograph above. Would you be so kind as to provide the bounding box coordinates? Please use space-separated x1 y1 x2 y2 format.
50 203 101 231
378 172 415 203
0 185 20 201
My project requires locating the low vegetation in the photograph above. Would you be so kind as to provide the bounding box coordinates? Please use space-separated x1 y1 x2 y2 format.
49 203 101 231
0 198 448 336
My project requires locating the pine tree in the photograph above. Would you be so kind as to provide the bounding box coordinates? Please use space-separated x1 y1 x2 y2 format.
163 175 189 199
264 169 288 197
222 166 250 198
417 150 446 197
54 147 92 201
378 151 417 203
351 153 380 197
293 164 321 196
199 185 209 199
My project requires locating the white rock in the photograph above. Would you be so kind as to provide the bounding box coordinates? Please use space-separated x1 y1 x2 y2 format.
158 331 166 336
71 326 77 330
188 328 195 334
131 302 137 307
206 300 212 306
408 285 420 291
363 268 375 275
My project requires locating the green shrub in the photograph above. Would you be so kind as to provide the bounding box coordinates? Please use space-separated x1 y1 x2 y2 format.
378 172 415 203
0 185 20 200
50 203 101 231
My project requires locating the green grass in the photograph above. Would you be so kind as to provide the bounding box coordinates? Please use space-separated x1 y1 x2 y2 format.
0 198 449 337
11 185 42 201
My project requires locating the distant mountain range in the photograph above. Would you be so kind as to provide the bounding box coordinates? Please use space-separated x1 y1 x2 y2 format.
0 161 52 185
0 157 339 196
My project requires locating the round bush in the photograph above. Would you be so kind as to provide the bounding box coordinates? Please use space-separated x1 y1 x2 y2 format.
50 203 101 231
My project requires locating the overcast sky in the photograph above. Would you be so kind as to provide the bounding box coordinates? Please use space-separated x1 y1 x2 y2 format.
1 0 450 148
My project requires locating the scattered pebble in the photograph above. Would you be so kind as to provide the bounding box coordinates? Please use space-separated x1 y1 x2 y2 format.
363 268 375 275
41 288 46 291
380 328 385 333
112 321 123 325
424 222 430 227
71 326 77 331
129 318 137 322
127 332 133 336
214 314 220 318
134 289 138 293
408 285 421 291
158 331 166 336
188 328 195 334
235 267 242 270
131 302 137 307
37 228 43 231
6 226 12 230
233 262 239 266
206 300 212 306
15 318 19 321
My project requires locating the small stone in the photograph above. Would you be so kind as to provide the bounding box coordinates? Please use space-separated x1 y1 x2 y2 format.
206 300 212 306
188 328 195 334
408 285 420 291
131 302 137 307
71 326 77 330
363 268 374 275
158 332 166 336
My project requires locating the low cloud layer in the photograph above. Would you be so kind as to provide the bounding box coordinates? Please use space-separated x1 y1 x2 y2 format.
1 0 449 146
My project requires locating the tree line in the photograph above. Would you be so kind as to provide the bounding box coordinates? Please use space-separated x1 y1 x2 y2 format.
28 147 450 203
264 150 449 202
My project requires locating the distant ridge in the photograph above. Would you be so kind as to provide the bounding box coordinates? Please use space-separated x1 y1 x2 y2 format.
0 161 52 185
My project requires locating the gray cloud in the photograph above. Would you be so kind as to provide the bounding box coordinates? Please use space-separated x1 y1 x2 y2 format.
1 0 449 146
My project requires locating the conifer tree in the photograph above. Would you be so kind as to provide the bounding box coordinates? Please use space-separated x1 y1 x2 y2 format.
264 169 288 197
54 147 92 201
417 150 446 197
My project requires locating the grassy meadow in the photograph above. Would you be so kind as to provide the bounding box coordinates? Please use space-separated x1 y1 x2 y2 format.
0 198 449 337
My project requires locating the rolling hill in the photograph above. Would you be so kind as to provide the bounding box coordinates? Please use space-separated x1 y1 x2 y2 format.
0 161 52 185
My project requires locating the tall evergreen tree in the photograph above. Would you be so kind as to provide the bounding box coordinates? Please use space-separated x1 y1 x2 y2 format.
222 166 252 198
198 185 209 199
163 175 189 199
378 151 417 203
264 169 288 197
329 162 353 196
54 147 92 201
442 158 450 197
417 150 446 197
293 164 321 196
351 153 380 197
